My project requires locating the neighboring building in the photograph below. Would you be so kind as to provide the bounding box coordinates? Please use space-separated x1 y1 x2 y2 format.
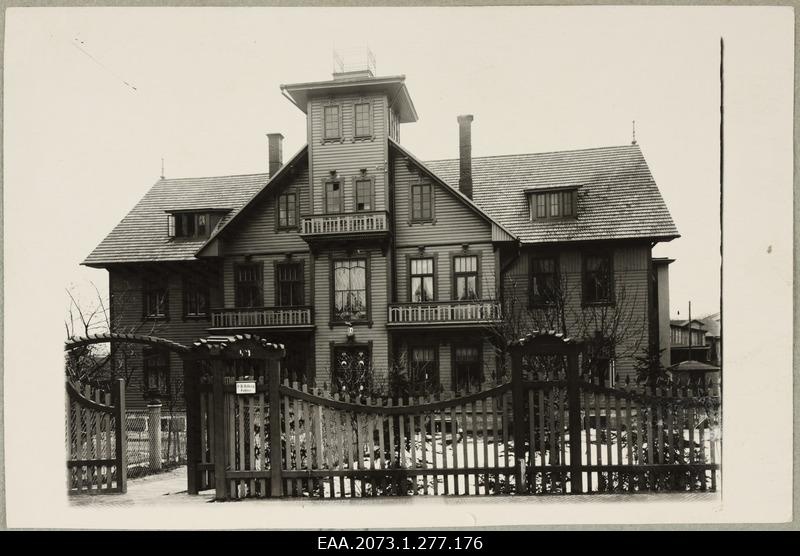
697 311 721 366
669 319 710 364
83 64 679 408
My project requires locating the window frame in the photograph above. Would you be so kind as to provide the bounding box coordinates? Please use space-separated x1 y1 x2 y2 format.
353 101 374 139
353 176 375 212
529 255 560 308
451 343 483 393
274 260 304 307
452 253 480 301
182 274 209 320
324 178 344 214
168 211 224 240
530 190 577 221
330 256 371 325
322 104 343 142
233 262 264 308
582 250 615 306
410 183 434 223
276 191 299 230
142 274 169 320
408 256 436 303
143 347 171 399
408 343 439 393
330 341 374 391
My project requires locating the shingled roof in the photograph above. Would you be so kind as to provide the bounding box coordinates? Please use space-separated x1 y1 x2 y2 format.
83 172 270 266
424 144 679 244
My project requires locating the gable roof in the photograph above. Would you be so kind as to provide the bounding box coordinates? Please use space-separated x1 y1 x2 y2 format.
424 144 679 244
389 138 517 243
83 147 307 267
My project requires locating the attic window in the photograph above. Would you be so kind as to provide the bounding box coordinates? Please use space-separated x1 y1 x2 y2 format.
167 212 223 240
530 190 577 220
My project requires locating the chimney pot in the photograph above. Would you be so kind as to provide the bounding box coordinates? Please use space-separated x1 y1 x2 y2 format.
457 115 474 200
267 133 284 178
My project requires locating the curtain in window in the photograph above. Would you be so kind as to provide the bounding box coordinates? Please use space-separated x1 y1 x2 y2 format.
454 256 478 300
410 258 434 302
334 260 367 320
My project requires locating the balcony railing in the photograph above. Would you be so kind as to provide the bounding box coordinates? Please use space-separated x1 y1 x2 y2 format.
301 210 389 236
210 306 314 329
387 301 503 326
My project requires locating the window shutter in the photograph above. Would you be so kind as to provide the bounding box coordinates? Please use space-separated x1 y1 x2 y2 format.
258 262 265 306
167 214 176 237
162 277 170 320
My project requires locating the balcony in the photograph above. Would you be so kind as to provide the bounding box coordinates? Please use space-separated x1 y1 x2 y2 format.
210 306 314 331
387 301 503 328
300 211 390 247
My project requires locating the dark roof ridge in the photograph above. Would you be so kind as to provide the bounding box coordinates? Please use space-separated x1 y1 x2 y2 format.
158 171 271 183
423 143 640 164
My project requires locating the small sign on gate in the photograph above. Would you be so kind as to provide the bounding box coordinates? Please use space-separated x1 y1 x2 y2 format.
235 381 256 395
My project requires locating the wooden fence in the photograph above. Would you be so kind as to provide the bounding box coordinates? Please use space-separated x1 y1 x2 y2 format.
186 337 720 500
65 378 127 495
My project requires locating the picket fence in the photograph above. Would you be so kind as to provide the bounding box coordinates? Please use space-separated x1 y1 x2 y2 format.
65 378 127 494
187 353 720 500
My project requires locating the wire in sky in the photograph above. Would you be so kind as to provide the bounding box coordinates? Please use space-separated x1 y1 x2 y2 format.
70 37 138 92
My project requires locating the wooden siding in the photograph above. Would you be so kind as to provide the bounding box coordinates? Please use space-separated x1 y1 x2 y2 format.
392 335 498 392
108 264 220 410
395 243 498 303
312 247 389 386
223 166 310 255
308 93 388 215
392 149 493 246
501 243 651 382
222 253 311 309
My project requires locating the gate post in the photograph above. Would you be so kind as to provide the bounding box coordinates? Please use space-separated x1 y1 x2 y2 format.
147 401 163 471
510 348 528 494
184 362 200 495
212 360 228 500
268 358 284 497
112 378 127 494
566 351 584 494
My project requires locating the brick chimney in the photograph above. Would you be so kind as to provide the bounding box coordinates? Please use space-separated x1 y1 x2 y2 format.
457 115 474 199
267 133 284 178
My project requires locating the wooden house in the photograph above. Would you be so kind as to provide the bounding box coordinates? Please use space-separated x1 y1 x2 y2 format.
83 66 679 408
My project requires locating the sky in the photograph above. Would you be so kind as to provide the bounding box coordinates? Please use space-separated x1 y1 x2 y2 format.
6 6 746 329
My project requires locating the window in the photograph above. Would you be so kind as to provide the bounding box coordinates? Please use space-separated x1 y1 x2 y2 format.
411 184 433 221
583 253 613 304
276 262 303 306
584 334 615 387
453 255 478 300
143 276 168 319
355 179 373 211
333 259 367 321
531 190 576 220
169 212 223 239
354 103 372 137
234 263 263 307
453 345 482 392
183 276 209 318
277 192 297 229
530 257 558 306
410 258 434 302
409 345 438 392
323 105 341 140
143 348 170 398
325 180 342 213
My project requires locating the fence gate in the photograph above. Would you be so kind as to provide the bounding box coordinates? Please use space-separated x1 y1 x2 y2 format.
187 331 720 500
65 378 127 494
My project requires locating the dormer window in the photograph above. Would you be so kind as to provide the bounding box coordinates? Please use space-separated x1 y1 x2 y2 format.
530 189 577 220
167 211 225 240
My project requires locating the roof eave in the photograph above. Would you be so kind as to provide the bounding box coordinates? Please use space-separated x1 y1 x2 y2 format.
195 145 309 257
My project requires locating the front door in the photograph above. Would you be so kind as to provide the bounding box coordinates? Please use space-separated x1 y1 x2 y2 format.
332 345 372 392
